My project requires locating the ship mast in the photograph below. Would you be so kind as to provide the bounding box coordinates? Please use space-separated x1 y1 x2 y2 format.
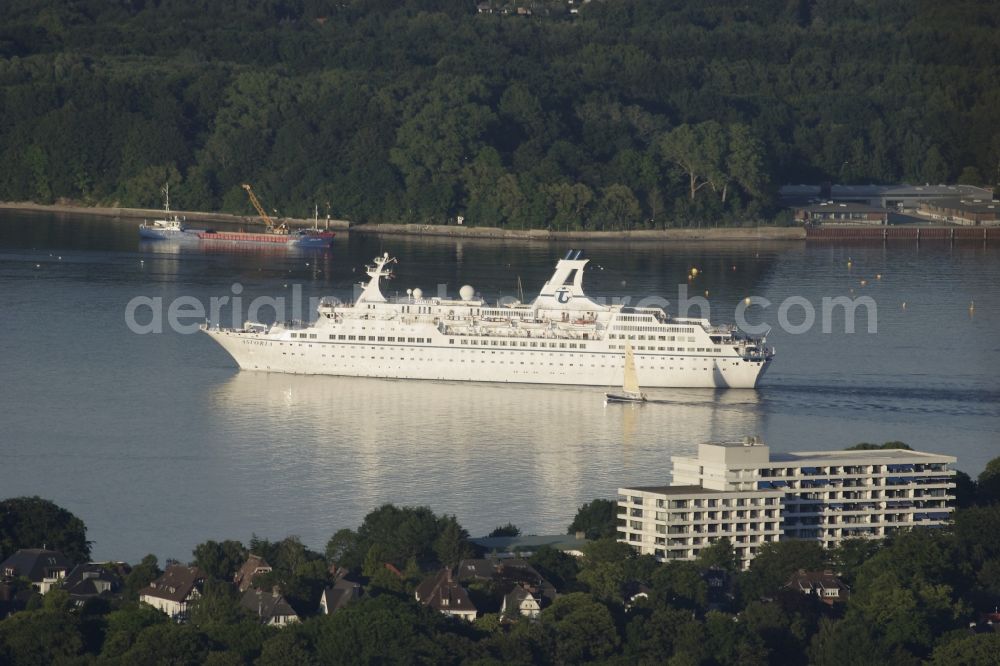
357 253 396 303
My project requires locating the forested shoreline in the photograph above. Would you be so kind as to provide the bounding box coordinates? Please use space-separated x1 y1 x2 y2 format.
0 0 997 230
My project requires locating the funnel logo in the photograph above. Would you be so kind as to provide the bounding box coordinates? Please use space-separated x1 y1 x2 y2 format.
556 288 571 304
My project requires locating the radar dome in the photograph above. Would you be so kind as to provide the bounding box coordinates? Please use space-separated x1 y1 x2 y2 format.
412 287 423 300
459 285 475 301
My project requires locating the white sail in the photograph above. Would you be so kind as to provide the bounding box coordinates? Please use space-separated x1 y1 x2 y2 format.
623 342 640 394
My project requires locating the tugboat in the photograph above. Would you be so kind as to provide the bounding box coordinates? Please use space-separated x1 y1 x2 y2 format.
605 342 647 403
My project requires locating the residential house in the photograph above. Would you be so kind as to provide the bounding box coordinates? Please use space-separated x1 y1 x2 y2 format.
318 574 361 615
240 587 300 626
0 549 71 593
62 563 124 605
785 570 850 604
234 555 272 592
456 557 557 612
139 565 205 620
502 585 543 619
414 569 477 621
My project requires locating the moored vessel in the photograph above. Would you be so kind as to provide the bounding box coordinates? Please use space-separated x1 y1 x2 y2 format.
138 183 202 240
194 184 334 247
201 250 774 388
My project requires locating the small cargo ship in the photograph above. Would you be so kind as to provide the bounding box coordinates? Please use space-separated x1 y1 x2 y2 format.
195 184 335 247
196 227 335 247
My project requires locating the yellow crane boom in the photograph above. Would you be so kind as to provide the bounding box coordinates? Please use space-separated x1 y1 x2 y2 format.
241 183 275 229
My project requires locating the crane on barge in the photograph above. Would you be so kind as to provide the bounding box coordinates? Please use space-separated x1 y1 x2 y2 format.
241 183 287 234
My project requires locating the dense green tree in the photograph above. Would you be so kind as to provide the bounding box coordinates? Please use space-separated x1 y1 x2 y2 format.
99 603 170 660
567 498 617 540
0 605 85 665
433 516 475 568
977 455 1000 504
539 593 620 663
325 528 362 570
846 441 913 451
928 631 1000 665
1 0 996 228
740 541 827 604
696 537 740 573
311 595 461 665
650 560 708 611
830 538 882 585
192 539 248 581
528 545 579 591
117 622 211 664
486 523 520 538
0 496 91 562
122 554 162 602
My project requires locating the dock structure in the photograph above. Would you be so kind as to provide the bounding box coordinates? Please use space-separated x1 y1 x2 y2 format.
806 225 997 242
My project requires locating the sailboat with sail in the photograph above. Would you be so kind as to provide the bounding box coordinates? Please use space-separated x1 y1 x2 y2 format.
605 341 647 403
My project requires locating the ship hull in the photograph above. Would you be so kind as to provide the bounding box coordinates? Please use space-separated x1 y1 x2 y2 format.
202 329 770 389
196 230 335 247
138 227 201 240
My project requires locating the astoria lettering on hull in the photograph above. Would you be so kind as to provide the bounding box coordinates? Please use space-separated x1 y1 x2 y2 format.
200 250 775 389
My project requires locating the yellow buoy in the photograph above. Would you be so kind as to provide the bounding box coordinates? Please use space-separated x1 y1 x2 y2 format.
875 273 882 280
690 267 699 277
744 297 751 305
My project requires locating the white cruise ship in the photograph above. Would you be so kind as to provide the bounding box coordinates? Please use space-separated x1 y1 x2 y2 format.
201 251 774 388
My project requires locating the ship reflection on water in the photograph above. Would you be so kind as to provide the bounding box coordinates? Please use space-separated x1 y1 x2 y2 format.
209 372 764 541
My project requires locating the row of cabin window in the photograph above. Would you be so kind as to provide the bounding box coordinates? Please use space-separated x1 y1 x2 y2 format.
613 325 696 333
609 345 717 353
610 333 698 343
458 339 587 349
329 334 429 343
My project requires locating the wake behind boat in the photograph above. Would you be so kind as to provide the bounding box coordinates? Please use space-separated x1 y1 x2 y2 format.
201 250 774 388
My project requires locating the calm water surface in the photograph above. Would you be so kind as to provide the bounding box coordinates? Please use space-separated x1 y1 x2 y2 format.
1 210 998 562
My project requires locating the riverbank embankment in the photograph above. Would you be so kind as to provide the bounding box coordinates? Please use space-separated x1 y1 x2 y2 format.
0 200 808 241
0 201 352 230
348 223 805 241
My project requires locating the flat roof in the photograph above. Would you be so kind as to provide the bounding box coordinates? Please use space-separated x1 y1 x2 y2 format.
622 484 784 496
922 197 999 214
470 534 588 552
780 184 994 199
768 449 955 464
799 202 886 213
626 484 708 495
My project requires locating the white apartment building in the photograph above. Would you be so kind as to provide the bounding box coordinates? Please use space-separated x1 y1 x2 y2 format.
618 437 956 568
